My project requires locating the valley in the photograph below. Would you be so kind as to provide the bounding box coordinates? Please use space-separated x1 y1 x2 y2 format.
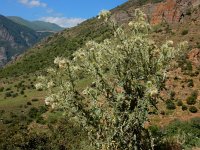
0 15 63 68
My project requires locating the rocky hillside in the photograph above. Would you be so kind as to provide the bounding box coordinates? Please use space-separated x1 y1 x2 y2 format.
0 15 53 67
0 1 200 148
113 0 200 24
7 16 64 32
0 0 200 77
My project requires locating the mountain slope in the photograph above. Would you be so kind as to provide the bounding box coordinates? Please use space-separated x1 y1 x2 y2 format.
0 15 52 67
7 16 64 32
0 1 200 149
1 0 200 77
32 21 64 31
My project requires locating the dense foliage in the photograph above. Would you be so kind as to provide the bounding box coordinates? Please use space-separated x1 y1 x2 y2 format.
151 118 200 149
36 9 187 149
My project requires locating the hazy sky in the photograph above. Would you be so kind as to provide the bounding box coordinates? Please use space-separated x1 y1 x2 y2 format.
0 0 127 27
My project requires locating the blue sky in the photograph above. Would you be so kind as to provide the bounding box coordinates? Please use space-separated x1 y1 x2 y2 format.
0 0 127 27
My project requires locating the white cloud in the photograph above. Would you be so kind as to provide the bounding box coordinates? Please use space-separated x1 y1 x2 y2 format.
40 17 86 28
18 0 85 28
18 0 47 7
46 8 54 14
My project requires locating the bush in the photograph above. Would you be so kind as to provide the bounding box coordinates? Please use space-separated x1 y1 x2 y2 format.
12 93 18 98
186 9 192 16
194 70 199 76
6 87 11 91
27 102 32 105
0 110 5 116
38 106 48 114
0 87 4 92
187 79 194 87
32 98 39 102
189 106 198 113
182 29 188 35
28 107 39 118
177 55 192 72
160 110 165 115
160 119 200 149
35 9 188 149
166 99 176 110
36 116 46 124
170 91 176 99
20 90 25 95
10 112 17 118
149 125 163 144
182 105 188 111
196 42 200 49
177 100 183 106
152 0 164 3
186 91 198 105
5 92 12 98
190 117 200 128
185 61 193 71
2 119 12 124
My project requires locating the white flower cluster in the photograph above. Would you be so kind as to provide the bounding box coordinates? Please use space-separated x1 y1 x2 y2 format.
47 67 56 73
47 80 54 88
37 9 188 149
178 41 188 49
35 83 44 90
128 21 134 27
146 81 158 97
44 94 58 109
38 75 46 81
98 10 111 21
54 57 70 69
35 75 47 90
166 40 174 46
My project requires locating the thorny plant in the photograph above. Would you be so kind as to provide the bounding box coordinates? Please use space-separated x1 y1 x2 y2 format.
36 9 188 150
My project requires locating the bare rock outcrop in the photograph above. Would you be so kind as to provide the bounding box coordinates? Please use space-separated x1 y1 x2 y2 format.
148 0 200 25
188 48 200 66
113 0 200 25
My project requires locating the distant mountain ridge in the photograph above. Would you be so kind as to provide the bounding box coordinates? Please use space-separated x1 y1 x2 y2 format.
0 14 54 67
7 16 64 32
1 0 200 77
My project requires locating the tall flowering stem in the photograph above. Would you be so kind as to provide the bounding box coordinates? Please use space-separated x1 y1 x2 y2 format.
36 9 188 150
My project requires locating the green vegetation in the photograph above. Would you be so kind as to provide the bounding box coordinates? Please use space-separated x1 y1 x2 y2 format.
8 16 64 31
0 14 52 63
0 0 200 149
196 42 200 48
166 99 176 110
189 106 198 113
182 29 189 35
36 9 188 149
0 18 112 78
0 15 38 46
187 79 194 87
177 100 183 106
152 0 164 3
0 87 4 92
170 91 176 100
182 105 188 111
186 91 198 105
177 53 193 73
150 118 200 149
